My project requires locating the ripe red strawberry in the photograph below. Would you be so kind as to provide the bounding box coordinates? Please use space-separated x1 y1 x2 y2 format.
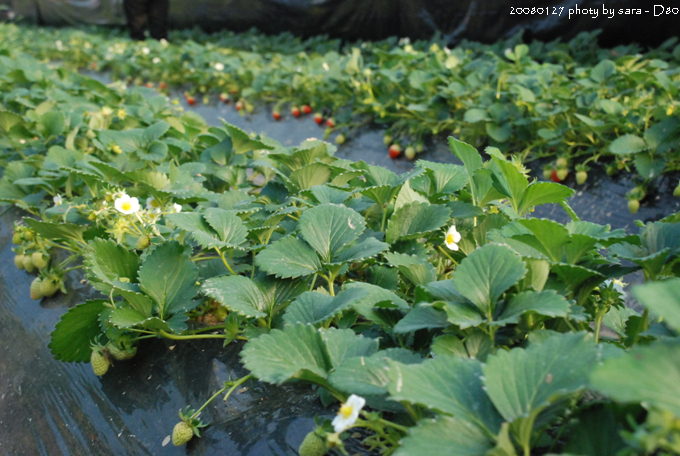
90 62 97 70
326 118 335 128
291 106 301 117
185 93 196 105
159 82 167 90
551 170 561 182
314 113 323 125
219 93 229 103
388 144 402 159
272 110 282 121
302 105 313 115
235 100 244 111
172 421 194 446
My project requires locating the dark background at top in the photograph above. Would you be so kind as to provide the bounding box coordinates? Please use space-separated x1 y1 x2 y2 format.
4 0 680 47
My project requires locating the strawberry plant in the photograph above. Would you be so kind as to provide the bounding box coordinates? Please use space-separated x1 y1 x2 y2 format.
1 34 680 456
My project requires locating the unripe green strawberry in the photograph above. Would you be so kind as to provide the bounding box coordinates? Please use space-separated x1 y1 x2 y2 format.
106 343 137 361
14 254 25 270
23 255 35 273
172 421 194 446
136 235 150 250
214 306 228 321
334 134 346 145
12 232 22 244
556 168 568 181
24 230 34 241
556 157 568 168
383 134 392 145
606 164 617 176
298 431 326 456
30 277 44 300
91 349 110 376
543 168 553 180
628 199 640 214
404 146 416 160
576 170 588 185
31 251 48 269
40 278 60 298
415 142 424 153
674 183 680 197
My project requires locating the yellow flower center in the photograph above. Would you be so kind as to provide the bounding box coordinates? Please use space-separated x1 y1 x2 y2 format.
339 404 354 419
150 199 160 208
121 202 132 212
446 234 455 244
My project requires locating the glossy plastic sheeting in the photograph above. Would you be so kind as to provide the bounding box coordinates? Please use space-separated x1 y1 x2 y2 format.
0 209 324 455
10 0 679 46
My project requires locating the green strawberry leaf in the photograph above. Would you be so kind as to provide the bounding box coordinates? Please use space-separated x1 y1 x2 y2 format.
483 332 598 422
283 287 369 326
320 327 379 368
632 278 680 331
202 275 270 318
387 356 502 434
329 348 421 396
24 218 87 243
48 300 106 362
85 238 140 287
385 202 451 244
241 323 330 385
298 203 365 262
518 182 574 216
491 290 571 326
138 241 198 320
453 244 527 317
394 416 494 456
255 235 322 278
590 339 680 417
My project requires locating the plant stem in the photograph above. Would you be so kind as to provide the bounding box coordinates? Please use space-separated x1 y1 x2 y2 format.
215 247 236 275
158 329 227 340
190 385 229 419
222 374 252 403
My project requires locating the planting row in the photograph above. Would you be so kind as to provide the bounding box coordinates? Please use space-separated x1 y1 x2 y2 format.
1 49 680 455
2 24 680 208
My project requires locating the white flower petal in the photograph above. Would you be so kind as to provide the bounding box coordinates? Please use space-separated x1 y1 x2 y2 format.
331 394 365 433
445 225 461 251
115 194 140 214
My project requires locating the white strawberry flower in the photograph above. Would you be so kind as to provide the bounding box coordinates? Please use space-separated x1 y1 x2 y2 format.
172 203 182 213
142 47 150 55
153 57 161 64
331 394 365 433
214 62 224 71
53 194 63 206
146 197 162 213
445 225 462 251
115 194 140 215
